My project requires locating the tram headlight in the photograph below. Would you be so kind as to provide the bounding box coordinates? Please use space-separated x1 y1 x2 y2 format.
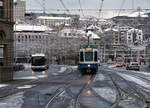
88 64 91 68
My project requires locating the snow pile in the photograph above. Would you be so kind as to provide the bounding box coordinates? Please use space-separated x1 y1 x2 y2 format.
93 87 116 103
0 92 24 108
14 76 38 80
0 84 8 88
58 67 67 73
93 74 106 82
17 85 36 89
37 75 48 78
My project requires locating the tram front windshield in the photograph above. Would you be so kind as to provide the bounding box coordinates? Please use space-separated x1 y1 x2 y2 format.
85 52 93 62
32 56 46 66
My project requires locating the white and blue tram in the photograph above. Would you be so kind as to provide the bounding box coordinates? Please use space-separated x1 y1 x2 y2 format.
31 53 49 72
78 45 98 74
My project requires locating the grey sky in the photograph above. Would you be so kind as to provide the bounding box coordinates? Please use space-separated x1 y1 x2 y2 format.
26 0 150 9
24 0 150 18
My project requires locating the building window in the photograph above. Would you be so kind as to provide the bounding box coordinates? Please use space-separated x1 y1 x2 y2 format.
68 33 71 36
0 0 3 19
18 39 20 43
64 33 67 36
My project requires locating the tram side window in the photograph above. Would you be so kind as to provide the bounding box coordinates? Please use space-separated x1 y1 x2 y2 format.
94 51 97 62
80 51 84 62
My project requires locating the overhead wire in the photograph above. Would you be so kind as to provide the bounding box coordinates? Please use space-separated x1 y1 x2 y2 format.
118 0 126 16
78 0 84 17
59 0 70 14
98 0 104 19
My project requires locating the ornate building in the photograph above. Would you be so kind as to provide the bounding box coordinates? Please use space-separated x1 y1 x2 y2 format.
0 0 14 82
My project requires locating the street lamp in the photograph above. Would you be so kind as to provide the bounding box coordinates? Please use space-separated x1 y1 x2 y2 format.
14 1 17 63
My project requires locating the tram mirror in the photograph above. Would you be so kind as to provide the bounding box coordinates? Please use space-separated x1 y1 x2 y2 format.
94 51 97 62
80 52 84 62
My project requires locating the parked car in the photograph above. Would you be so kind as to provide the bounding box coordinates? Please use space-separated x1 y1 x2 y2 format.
126 62 140 71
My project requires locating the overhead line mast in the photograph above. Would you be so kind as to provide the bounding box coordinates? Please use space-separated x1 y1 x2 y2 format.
118 0 126 16
78 0 84 17
98 0 104 19
43 0 46 15
59 0 70 13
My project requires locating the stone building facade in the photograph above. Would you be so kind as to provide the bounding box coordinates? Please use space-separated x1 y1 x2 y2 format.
0 0 14 82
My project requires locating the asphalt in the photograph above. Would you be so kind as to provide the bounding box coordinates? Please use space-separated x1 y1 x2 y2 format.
0 64 149 99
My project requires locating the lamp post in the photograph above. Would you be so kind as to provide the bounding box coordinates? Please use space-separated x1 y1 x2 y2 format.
14 1 17 63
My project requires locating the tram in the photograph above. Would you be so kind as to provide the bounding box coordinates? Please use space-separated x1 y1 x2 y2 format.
78 45 99 74
31 53 49 72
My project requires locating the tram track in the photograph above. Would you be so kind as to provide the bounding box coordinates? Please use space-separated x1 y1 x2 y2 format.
103 71 148 108
45 74 95 108
0 66 75 99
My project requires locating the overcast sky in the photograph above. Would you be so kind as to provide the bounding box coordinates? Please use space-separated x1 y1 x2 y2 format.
24 0 150 18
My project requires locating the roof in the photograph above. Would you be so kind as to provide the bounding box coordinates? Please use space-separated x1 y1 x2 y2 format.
37 16 71 20
31 53 45 57
14 24 53 32
127 11 148 18
87 31 100 39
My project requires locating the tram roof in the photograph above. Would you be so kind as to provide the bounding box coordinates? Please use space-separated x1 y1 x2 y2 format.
80 45 98 49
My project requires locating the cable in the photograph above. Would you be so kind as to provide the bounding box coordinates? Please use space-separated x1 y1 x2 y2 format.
59 0 70 13
78 0 84 17
33 0 43 7
118 0 126 16
26 8 150 12
98 0 104 19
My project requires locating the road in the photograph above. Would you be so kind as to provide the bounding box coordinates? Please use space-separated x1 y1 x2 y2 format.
0 64 150 108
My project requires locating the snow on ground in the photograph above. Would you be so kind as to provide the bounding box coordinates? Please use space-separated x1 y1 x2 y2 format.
107 64 150 77
14 74 48 80
0 92 24 108
69 66 78 69
108 65 116 68
17 85 36 89
0 84 8 88
23 63 31 68
14 76 38 80
117 73 150 89
93 87 116 103
93 73 106 82
58 67 67 73
37 75 48 78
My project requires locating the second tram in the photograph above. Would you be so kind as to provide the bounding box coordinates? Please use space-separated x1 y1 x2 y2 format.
78 45 99 74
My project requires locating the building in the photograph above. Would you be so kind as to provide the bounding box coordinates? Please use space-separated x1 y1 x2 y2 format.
37 16 73 27
127 28 143 45
0 0 14 82
14 0 26 21
14 24 52 62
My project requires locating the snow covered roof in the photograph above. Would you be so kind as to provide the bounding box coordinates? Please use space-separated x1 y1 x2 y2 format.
37 16 71 20
127 28 142 32
14 24 53 32
87 31 100 39
127 11 148 18
31 53 45 57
